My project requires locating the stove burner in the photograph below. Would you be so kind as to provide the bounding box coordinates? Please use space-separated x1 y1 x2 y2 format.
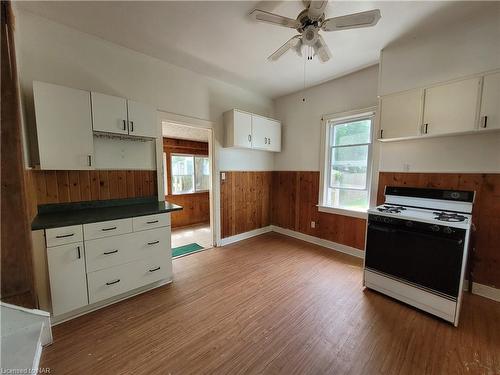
377 205 406 214
433 212 467 222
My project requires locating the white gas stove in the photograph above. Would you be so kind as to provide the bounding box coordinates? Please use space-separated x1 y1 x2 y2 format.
364 186 475 326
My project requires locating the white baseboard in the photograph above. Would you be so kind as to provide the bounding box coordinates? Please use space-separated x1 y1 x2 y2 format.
472 282 500 302
217 226 273 247
270 225 365 259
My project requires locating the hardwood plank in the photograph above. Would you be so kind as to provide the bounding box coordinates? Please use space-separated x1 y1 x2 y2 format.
39 233 500 375
44 171 59 204
78 171 91 201
126 170 135 198
89 170 100 201
56 171 70 203
98 171 110 200
67 171 81 202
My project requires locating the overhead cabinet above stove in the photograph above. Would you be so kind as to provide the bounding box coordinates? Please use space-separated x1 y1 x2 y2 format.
224 109 281 152
378 70 500 141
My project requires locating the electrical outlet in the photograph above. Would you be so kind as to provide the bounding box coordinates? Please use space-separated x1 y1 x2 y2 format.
311 221 316 229
221 172 226 180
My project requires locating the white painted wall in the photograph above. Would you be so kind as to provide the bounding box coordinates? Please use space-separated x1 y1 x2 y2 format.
379 3 500 96
14 9 275 173
378 4 500 173
273 65 379 171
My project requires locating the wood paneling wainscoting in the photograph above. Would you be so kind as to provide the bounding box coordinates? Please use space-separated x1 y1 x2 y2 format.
271 171 366 250
220 171 272 238
163 137 210 228
378 172 500 289
25 170 157 222
166 192 209 228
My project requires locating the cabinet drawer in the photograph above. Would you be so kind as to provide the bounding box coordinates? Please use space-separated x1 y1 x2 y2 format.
46 225 83 247
85 227 171 272
133 213 170 231
87 254 171 304
83 218 132 240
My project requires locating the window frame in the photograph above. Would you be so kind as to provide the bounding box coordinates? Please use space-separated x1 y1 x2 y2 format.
170 153 210 195
318 107 376 219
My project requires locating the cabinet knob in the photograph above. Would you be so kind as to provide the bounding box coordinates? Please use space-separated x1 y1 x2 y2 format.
122 119 127 131
130 121 134 132
106 279 120 286
87 155 92 167
77 246 81 259
248 134 251 142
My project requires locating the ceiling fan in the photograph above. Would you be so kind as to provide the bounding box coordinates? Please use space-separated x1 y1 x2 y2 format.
249 0 381 63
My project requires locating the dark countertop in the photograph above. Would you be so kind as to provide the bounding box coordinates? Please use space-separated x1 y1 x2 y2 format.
32 198 183 230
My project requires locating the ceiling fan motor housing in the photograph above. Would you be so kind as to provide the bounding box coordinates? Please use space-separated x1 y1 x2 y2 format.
303 25 319 46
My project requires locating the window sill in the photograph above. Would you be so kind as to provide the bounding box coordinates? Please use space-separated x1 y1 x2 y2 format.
317 205 368 219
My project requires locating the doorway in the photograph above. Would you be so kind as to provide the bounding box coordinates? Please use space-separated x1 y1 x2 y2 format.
161 121 215 257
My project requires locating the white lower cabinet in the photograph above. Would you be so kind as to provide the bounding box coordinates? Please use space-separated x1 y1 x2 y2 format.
45 213 172 319
46 242 88 316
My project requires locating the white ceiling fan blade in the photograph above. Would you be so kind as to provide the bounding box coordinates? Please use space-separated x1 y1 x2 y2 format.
268 35 302 61
308 0 328 20
321 9 381 32
312 35 332 62
249 9 301 29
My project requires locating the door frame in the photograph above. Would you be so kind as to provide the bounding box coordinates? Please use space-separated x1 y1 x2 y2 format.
156 111 217 248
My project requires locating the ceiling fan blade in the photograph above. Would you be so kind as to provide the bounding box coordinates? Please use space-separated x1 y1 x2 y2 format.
321 9 381 32
268 35 302 61
308 0 328 20
249 9 301 29
312 35 332 62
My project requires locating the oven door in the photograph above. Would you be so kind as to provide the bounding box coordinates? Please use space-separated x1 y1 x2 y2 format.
365 217 466 298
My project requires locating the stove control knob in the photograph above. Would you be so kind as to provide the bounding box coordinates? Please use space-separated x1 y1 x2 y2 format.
430 225 440 232
384 217 391 223
405 221 414 228
443 227 453 234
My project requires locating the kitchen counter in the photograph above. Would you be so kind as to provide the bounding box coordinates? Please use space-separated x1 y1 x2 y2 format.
31 197 182 230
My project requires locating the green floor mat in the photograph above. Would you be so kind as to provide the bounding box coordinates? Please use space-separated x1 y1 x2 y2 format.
172 243 204 258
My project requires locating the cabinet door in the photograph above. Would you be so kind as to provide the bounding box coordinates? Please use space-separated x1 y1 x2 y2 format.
233 110 252 148
251 115 270 150
47 242 88 316
33 82 94 170
479 72 500 130
379 89 423 140
267 119 281 152
127 100 157 138
423 78 481 136
91 92 128 135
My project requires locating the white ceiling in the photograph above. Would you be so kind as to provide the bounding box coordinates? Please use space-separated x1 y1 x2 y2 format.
162 122 209 142
16 1 492 98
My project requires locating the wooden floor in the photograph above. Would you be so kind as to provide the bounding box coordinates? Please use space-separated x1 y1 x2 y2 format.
41 233 500 375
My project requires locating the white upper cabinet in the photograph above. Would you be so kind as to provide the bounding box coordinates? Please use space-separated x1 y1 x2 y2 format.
224 109 252 148
33 81 94 170
479 72 500 130
252 115 281 152
127 100 157 138
379 89 423 140
422 77 481 136
224 109 281 152
91 92 128 135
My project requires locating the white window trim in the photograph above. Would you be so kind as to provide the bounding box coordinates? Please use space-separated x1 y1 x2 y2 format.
170 153 210 195
318 107 377 219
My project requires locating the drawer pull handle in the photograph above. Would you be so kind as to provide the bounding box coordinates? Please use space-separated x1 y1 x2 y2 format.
77 246 81 259
146 220 159 224
106 279 120 286
101 226 117 231
103 250 118 255
148 266 161 272
56 233 74 238
147 240 160 246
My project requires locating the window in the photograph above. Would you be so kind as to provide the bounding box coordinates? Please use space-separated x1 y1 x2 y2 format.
320 110 374 214
171 154 209 194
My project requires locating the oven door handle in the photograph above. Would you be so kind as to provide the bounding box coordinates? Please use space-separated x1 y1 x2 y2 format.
368 223 397 233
